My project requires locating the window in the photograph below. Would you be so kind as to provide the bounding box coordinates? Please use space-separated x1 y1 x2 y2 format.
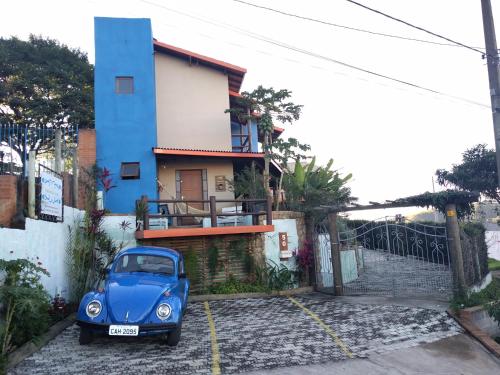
115 76 134 94
120 162 140 179
114 254 175 276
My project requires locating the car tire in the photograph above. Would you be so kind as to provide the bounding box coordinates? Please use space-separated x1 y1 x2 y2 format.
79 327 93 345
166 320 182 346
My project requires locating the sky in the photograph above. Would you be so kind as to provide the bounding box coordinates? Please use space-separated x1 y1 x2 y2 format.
1 0 498 219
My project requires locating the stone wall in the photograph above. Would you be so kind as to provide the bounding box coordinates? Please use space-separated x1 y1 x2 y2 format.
0 175 18 227
139 233 264 292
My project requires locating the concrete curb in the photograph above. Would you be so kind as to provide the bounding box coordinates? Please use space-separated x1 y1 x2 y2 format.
7 313 76 370
447 309 500 358
189 287 314 302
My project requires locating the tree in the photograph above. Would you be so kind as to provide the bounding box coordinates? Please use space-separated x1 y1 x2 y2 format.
436 144 499 203
0 35 94 172
226 86 302 197
272 137 311 209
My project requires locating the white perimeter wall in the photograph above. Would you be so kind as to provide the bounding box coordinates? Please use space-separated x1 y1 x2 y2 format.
485 230 500 260
0 210 137 299
0 206 84 298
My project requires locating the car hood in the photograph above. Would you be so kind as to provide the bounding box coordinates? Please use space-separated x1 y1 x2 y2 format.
106 273 176 324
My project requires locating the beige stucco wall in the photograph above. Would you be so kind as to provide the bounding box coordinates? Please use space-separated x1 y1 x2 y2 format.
157 157 235 210
155 53 232 151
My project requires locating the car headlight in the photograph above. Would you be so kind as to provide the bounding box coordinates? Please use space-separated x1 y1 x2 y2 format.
156 303 172 320
86 300 102 318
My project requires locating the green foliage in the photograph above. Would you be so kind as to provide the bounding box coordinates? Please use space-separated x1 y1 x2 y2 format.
436 144 499 203
488 258 500 271
66 165 124 303
283 157 353 215
272 137 311 171
450 279 500 325
184 247 200 285
393 190 479 220
230 162 266 200
229 238 253 274
207 275 270 294
207 240 221 277
265 260 296 291
0 35 94 168
0 259 51 365
225 86 303 192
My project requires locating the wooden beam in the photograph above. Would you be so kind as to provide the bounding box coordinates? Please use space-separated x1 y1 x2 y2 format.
136 225 275 239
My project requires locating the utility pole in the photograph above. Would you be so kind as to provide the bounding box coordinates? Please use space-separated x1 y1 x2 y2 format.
481 0 500 187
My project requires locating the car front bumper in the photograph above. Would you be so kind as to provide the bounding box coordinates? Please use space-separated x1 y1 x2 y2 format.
77 320 178 336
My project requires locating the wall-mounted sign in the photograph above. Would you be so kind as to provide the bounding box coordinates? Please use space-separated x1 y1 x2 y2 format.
279 232 292 259
40 170 63 221
215 175 226 192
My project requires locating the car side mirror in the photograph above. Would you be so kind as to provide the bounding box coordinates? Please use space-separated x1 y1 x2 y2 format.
179 272 187 279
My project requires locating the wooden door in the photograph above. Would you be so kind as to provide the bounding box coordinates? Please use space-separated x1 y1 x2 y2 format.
179 170 203 225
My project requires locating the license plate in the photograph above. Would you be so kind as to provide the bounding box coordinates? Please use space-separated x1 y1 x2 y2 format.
109 325 139 336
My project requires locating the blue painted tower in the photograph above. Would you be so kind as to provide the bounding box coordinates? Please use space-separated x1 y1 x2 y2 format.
94 17 157 213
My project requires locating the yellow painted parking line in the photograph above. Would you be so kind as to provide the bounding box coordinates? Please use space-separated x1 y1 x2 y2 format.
204 301 221 375
288 297 353 359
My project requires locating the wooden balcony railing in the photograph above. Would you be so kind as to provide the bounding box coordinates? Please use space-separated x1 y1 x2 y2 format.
137 195 273 230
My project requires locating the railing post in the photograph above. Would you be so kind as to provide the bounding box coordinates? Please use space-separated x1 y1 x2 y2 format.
141 195 149 230
210 196 217 227
266 195 273 225
328 211 343 296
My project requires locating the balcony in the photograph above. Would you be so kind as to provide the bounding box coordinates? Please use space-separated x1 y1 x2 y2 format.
135 196 274 239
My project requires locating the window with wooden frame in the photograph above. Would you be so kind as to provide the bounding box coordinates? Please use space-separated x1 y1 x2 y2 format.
120 162 140 179
115 76 134 94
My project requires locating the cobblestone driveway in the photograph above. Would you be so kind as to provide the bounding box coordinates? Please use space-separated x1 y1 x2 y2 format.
10 295 462 375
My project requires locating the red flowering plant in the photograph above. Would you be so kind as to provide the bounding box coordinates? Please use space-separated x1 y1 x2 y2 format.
295 241 314 284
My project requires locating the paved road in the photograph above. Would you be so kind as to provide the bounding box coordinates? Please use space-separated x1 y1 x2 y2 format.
10 294 465 375
245 334 500 375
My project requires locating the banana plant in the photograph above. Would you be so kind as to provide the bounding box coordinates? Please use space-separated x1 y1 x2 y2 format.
283 157 353 212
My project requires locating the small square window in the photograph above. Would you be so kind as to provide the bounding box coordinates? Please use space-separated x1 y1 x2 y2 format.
115 76 134 94
120 162 140 179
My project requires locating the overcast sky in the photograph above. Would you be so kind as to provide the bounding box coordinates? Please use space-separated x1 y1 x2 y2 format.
1 0 498 219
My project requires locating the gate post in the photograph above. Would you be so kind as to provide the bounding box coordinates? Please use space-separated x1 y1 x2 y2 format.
445 203 466 293
327 212 343 295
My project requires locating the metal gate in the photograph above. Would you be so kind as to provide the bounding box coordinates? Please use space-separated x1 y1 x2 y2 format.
315 217 453 298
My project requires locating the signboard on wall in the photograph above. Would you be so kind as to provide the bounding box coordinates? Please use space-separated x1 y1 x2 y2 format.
279 232 292 259
40 169 63 221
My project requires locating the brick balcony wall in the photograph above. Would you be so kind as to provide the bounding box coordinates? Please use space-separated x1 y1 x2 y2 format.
77 129 96 210
0 175 18 227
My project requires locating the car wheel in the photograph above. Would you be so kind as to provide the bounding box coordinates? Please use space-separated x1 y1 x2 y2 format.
79 327 93 345
166 320 182 346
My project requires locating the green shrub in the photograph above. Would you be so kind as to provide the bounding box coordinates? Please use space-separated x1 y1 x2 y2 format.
0 259 51 369
265 260 296 291
450 279 500 325
207 276 270 294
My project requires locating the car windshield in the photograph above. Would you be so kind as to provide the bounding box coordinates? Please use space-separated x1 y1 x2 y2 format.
114 254 175 276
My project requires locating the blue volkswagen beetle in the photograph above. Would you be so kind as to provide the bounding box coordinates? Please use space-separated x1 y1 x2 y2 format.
76 246 189 346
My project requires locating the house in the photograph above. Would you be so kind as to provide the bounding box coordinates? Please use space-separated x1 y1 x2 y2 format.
94 17 281 239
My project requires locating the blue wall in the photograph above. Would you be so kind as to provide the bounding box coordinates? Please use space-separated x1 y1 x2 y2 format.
95 17 157 213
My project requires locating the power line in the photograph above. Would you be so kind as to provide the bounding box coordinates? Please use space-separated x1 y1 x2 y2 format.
344 0 486 56
231 0 479 49
139 0 490 109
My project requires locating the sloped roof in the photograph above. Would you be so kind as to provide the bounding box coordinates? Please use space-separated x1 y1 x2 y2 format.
153 40 246 92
